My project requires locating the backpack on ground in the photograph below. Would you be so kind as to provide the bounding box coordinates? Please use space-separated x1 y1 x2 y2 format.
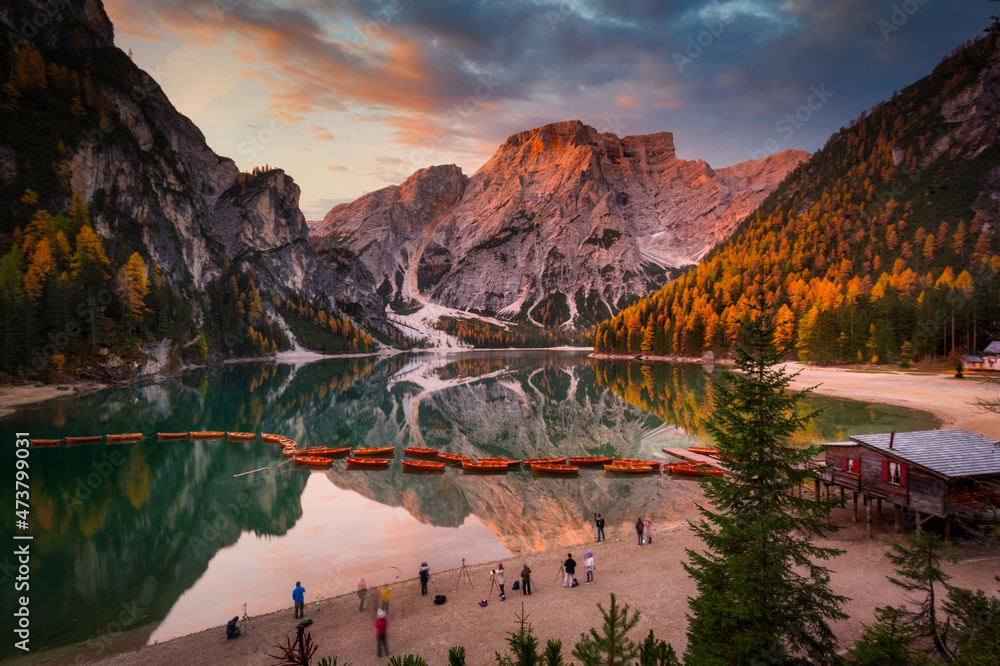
434 594 446 605
571 578 579 587
512 581 520 590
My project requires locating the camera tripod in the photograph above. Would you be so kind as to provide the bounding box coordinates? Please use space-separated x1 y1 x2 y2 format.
241 602 255 633
488 571 499 596
455 557 473 591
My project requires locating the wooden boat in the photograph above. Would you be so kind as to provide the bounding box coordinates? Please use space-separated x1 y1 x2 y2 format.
402 459 446 471
462 461 509 473
479 457 522 469
293 455 333 467
437 452 472 464
261 433 284 444
531 463 579 475
346 457 390 468
403 446 440 457
669 463 724 477
304 446 350 458
524 456 567 466
190 431 224 440
29 438 61 448
352 446 394 457
106 433 142 443
568 456 613 467
604 462 654 474
282 446 300 458
615 458 662 470
66 435 102 445
158 432 188 441
226 432 256 441
688 447 720 457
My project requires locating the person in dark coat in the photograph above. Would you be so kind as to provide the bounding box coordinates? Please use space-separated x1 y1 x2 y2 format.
226 616 241 639
636 517 644 546
563 553 577 587
520 564 532 595
595 513 605 541
419 562 430 596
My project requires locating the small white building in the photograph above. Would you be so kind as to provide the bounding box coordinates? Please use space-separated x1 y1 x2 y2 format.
964 341 1000 371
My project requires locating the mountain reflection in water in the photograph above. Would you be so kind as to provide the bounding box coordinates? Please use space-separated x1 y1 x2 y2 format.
0 351 939 655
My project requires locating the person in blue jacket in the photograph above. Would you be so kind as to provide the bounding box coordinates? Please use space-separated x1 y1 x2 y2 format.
293 581 305 618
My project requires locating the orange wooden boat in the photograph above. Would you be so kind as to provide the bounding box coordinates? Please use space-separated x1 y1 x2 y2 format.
437 452 472 464
346 457 389 468
305 446 350 458
568 456 613 467
404 447 440 457
352 446 394 457
190 431 224 439
615 458 662 470
226 432 256 441
283 446 300 458
261 433 284 443
479 457 522 469
531 463 579 475
402 459 446 471
688 447 719 457
293 455 333 467
670 463 723 477
524 456 567 466
158 432 188 441
29 438 61 448
462 461 508 473
605 462 654 474
66 435 102 445
106 433 142 443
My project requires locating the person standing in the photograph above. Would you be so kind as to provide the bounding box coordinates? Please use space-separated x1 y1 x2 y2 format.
595 513 605 541
585 551 595 584
357 577 367 612
380 584 392 613
292 581 305 618
496 562 506 600
563 553 577 587
644 517 653 545
375 608 389 657
635 517 644 546
520 564 532 596
419 562 430 596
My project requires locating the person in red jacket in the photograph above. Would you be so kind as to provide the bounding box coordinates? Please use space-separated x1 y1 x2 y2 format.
375 608 389 657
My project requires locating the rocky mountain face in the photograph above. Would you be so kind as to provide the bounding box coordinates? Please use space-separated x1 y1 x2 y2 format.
312 120 808 327
0 0 388 350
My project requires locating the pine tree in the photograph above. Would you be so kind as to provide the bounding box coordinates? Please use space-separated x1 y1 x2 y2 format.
848 606 919 666
683 293 848 665
571 593 640 665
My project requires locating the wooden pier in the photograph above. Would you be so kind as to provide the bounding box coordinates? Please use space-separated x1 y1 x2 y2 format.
661 448 729 473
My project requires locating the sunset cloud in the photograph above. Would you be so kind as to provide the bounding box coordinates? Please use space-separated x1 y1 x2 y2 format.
308 126 336 141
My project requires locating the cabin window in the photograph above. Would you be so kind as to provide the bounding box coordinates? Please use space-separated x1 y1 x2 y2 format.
848 458 860 474
888 461 902 485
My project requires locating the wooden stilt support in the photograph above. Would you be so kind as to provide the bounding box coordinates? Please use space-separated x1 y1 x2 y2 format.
915 511 923 531
945 516 952 543
877 498 882 520
840 486 845 504
813 479 820 503
852 492 858 522
866 495 873 539
894 504 901 534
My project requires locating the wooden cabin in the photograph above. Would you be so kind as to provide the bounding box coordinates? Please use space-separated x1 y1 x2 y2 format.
821 430 1000 539
963 341 1000 371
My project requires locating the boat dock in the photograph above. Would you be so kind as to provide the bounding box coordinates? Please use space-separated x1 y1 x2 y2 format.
662 448 729 473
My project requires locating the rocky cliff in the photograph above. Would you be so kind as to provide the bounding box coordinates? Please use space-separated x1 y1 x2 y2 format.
312 120 808 327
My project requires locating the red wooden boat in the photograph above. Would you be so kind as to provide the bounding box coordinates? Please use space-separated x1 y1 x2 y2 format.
106 433 142 443
531 463 579 475
604 462 654 474
524 456 567 466
226 432 256 441
462 461 508 473
305 446 350 458
437 452 472 464
190 431 224 439
670 463 724 477
615 458 662 470
66 435 102 445
478 457 522 469
568 456 613 467
293 455 333 467
688 447 720 457
346 457 390 468
29 438 61 448
352 446 394 457
402 459 446 471
261 433 284 444
403 447 440 457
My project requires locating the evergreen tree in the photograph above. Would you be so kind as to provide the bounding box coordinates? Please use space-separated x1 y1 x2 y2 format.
636 630 681 666
942 579 1000 664
683 293 848 665
848 606 922 666
571 593 640 666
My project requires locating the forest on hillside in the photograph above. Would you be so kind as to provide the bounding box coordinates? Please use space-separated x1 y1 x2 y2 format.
594 33 1000 365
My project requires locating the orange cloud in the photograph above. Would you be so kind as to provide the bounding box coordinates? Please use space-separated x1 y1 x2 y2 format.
308 126 336 141
617 95 637 109
654 99 681 109
327 165 348 172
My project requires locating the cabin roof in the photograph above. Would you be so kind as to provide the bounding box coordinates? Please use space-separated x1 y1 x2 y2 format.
963 355 984 363
823 441 855 448
850 430 1000 480
983 341 1000 355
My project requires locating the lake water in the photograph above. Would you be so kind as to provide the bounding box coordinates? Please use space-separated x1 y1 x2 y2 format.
0 351 939 657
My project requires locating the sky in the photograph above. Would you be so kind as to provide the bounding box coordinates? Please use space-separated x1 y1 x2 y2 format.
103 0 996 220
